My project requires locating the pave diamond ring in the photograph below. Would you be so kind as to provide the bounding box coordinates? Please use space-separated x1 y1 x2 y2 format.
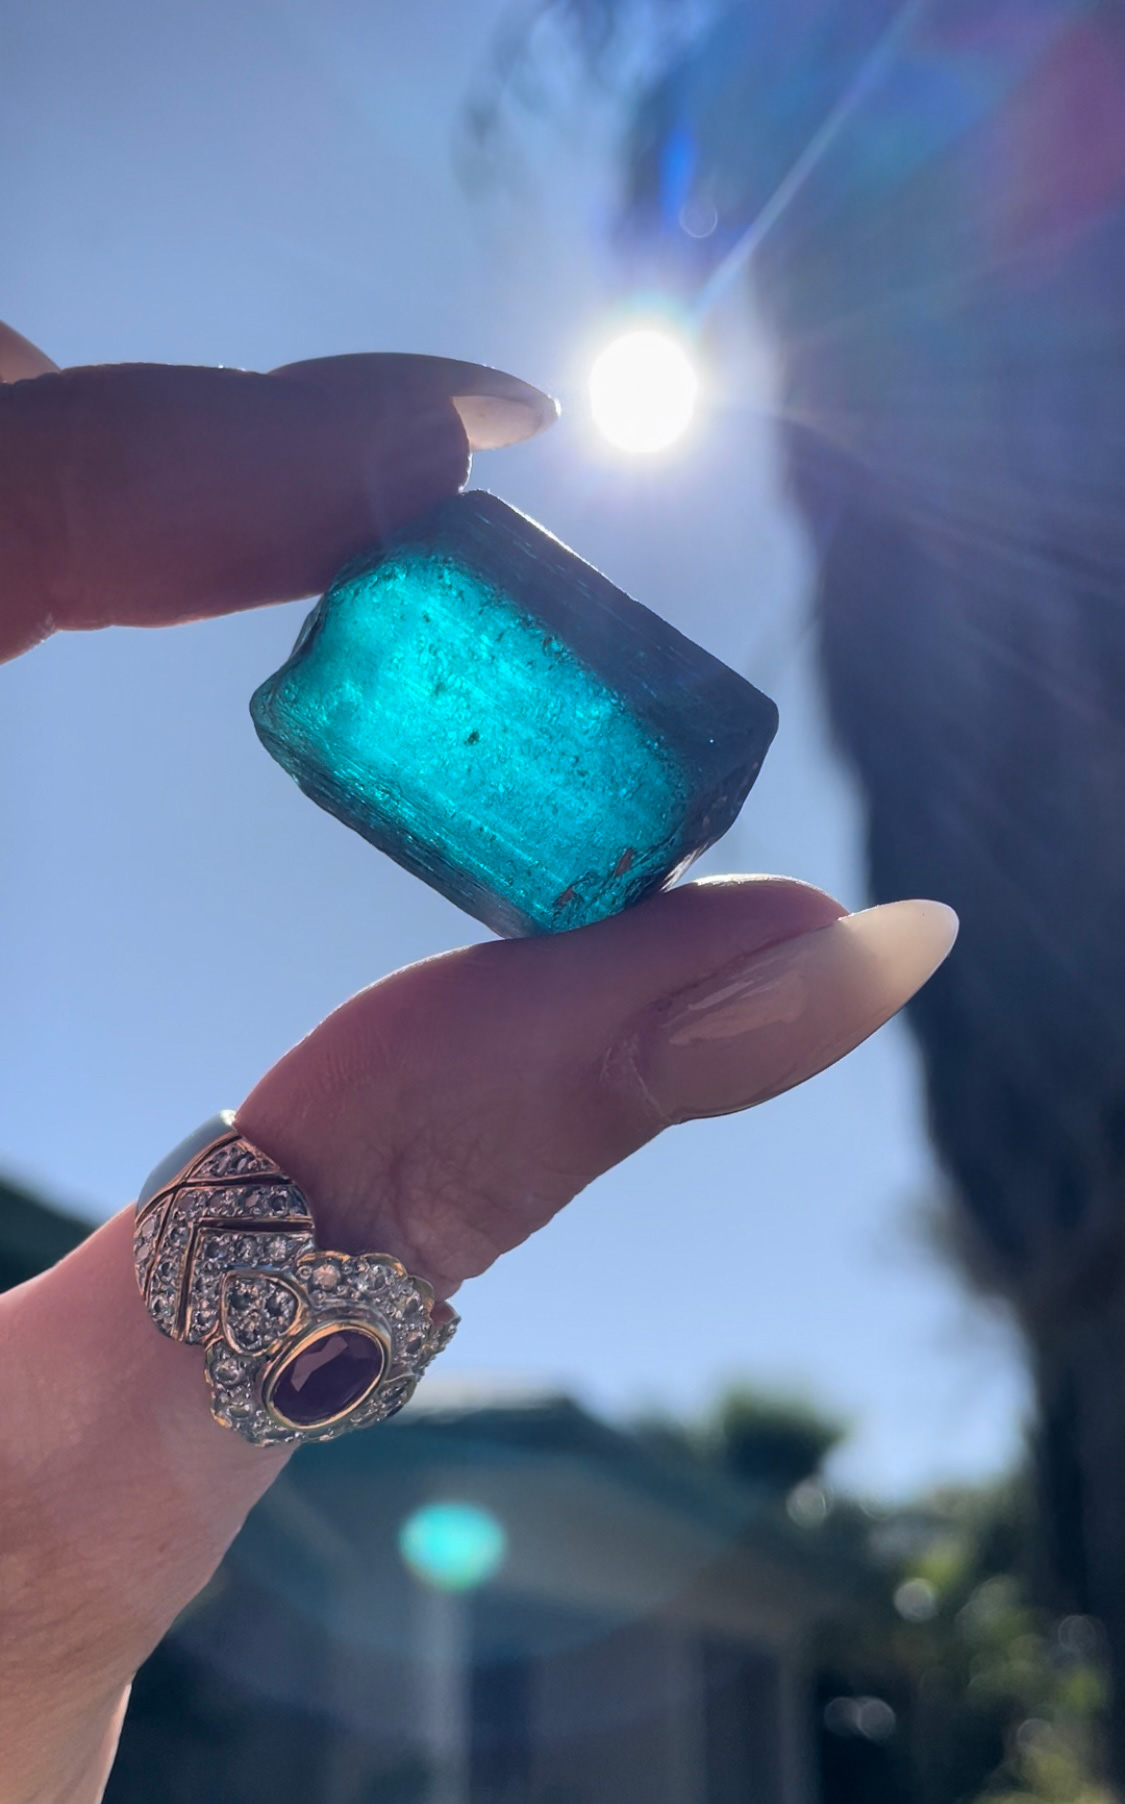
133 1113 458 1446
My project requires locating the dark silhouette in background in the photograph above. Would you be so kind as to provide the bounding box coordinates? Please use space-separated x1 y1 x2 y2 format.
569 0 1125 1775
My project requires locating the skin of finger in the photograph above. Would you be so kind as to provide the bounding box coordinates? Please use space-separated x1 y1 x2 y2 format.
0 359 472 662
2 1676 131 1804
270 352 560 447
239 875 846 1294
0 1213 289 1802
0 875 837 1801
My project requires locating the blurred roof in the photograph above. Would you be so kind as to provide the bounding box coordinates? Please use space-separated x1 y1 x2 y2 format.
0 1171 89 1290
289 1391 868 1640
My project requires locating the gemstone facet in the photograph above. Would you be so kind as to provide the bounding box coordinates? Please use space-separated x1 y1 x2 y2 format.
251 491 778 937
267 1327 387 1428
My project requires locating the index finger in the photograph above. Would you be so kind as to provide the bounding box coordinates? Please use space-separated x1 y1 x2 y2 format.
0 342 558 661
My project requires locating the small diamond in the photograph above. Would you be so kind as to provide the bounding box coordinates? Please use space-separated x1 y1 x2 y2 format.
311 1262 340 1292
165 1223 189 1248
267 1237 289 1262
236 1236 257 1262
378 1379 412 1418
227 1396 255 1419
213 1357 242 1386
197 1143 271 1181
223 1273 298 1351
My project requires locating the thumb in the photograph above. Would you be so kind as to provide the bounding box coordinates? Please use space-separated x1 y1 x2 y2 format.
239 878 958 1295
0 874 955 1798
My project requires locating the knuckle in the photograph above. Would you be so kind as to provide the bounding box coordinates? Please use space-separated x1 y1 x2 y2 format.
374 1113 575 1292
598 1033 677 1138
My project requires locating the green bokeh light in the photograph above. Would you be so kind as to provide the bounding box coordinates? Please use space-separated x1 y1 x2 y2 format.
398 1502 508 1592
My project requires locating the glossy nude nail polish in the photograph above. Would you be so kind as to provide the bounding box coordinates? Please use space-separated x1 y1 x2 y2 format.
634 900 960 1119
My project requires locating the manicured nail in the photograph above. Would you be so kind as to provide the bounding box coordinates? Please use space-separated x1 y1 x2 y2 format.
270 353 559 452
0 322 59 384
633 900 958 1120
449 383 560 452
397 357 560 449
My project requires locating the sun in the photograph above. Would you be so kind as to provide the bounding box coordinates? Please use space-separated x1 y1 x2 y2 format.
589 327 698 455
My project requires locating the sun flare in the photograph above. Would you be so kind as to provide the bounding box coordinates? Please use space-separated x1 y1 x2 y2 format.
589 328 698 454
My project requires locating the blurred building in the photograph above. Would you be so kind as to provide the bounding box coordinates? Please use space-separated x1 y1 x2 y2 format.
2 1177 866 1804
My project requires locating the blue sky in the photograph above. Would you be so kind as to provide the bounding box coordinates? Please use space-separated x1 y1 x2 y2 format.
0 0 1029 1496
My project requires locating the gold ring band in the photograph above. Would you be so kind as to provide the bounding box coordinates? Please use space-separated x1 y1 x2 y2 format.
134 1114 457 1446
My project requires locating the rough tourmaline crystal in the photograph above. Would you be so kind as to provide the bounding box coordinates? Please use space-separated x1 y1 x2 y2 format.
250 492 778 937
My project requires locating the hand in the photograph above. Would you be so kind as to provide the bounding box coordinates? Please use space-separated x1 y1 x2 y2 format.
0 321 957 1804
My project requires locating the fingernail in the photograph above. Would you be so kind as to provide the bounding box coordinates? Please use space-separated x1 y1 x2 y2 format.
631 900 958 1120
271 353 559 452
450 385 560 452
0 321 59 384
389 356 560 449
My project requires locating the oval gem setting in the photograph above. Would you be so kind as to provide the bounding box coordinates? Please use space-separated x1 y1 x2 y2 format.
266 1325 387 1428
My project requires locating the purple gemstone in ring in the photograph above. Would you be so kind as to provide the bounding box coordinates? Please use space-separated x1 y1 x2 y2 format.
267 1327 387 1428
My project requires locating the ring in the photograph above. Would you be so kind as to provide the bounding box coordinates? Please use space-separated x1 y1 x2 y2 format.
133 1113 458 1446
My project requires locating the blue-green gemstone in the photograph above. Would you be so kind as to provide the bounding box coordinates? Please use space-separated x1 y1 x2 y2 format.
250 492 777 937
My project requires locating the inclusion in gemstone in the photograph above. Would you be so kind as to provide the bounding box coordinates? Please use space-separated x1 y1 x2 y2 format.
266 1327 386 1428
250 491 778 938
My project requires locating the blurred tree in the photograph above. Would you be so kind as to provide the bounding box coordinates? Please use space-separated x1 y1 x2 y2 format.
858 1479 1110 1804
635 1382 844 1489
813 1478 1112 1804
636 1387 1110 1799
715 1387 845 1490
473 0 1125 1773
